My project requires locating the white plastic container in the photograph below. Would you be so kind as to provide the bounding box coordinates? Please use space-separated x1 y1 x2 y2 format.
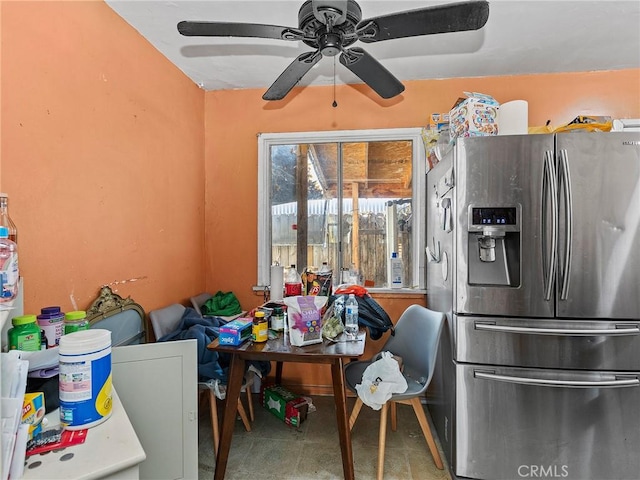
390 252 404 288
59 329 112 430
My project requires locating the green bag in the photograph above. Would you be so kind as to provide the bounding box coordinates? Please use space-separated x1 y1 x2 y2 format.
201 291 242 317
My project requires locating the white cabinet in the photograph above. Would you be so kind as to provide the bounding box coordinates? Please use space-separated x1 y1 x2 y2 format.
19 339 198 480
111 340 198 480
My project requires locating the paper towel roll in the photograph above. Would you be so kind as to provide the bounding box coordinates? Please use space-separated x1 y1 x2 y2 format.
498 100 528 135
270 265 284 301
612 118 640 132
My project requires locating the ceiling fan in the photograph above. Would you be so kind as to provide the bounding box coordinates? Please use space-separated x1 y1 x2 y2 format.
178 0 490 101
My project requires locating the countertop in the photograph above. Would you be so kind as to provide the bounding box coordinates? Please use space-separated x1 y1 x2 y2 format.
21 389 146 480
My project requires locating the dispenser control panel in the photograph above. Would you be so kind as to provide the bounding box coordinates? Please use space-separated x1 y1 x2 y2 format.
471 207 517 226
467 205 521 232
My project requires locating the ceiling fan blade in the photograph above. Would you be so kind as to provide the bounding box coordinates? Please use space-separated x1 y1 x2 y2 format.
357 0 489 43
339 47 404 99
263 50 323 100
177 21 305 41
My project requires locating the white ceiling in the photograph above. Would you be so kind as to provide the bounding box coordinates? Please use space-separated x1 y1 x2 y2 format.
105 0 640 94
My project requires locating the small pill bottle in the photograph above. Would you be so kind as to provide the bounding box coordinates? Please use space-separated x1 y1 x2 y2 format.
64 311 89 334
252 311 268 342
271 306 285 332
37 306 65 348
8 314 41 351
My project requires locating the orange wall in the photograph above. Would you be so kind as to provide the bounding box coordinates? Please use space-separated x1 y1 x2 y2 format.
205 70 639 391
1 1 206 316
204 70 640 310
1 0 639 391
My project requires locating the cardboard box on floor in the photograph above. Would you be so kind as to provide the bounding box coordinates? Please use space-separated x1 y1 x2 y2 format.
261 384 308 427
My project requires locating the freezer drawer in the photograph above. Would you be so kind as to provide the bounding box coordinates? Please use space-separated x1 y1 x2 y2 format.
454 364 640 480
455 315 640 370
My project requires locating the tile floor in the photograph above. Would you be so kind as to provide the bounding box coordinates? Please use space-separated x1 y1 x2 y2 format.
197 392 451 480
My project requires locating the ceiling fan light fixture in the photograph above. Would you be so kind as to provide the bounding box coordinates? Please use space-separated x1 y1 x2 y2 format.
319 32 342 56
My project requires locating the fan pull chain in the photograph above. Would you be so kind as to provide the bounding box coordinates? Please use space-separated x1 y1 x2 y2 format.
332 57 338 108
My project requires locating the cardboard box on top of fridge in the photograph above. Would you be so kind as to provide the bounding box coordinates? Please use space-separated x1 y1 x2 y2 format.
449 92 499 139
429 112 450 132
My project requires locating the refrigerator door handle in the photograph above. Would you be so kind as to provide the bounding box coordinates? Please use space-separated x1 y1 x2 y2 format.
474 370 640 388
542 150 558 301
559 149 573 300
475 322 640 336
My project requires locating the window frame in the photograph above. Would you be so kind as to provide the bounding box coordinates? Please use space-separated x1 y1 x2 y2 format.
257 128 426 292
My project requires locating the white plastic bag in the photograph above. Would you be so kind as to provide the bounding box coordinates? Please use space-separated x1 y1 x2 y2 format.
355 351 408 410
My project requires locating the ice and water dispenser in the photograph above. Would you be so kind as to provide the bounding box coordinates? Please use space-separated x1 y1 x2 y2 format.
467 205 521 287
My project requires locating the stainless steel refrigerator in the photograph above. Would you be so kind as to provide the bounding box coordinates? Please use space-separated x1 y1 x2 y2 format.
426 132 640 480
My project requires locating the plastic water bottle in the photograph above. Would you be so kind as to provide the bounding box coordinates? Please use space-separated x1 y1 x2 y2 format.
344 294 359 339
0 193 17 244
0 225 19 303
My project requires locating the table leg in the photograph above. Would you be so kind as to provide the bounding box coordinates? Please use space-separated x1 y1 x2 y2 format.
275 361 283 384
331 357 355 480
214 354 245 480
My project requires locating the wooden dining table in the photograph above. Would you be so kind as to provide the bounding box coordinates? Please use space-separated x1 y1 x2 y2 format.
208 330 366 480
